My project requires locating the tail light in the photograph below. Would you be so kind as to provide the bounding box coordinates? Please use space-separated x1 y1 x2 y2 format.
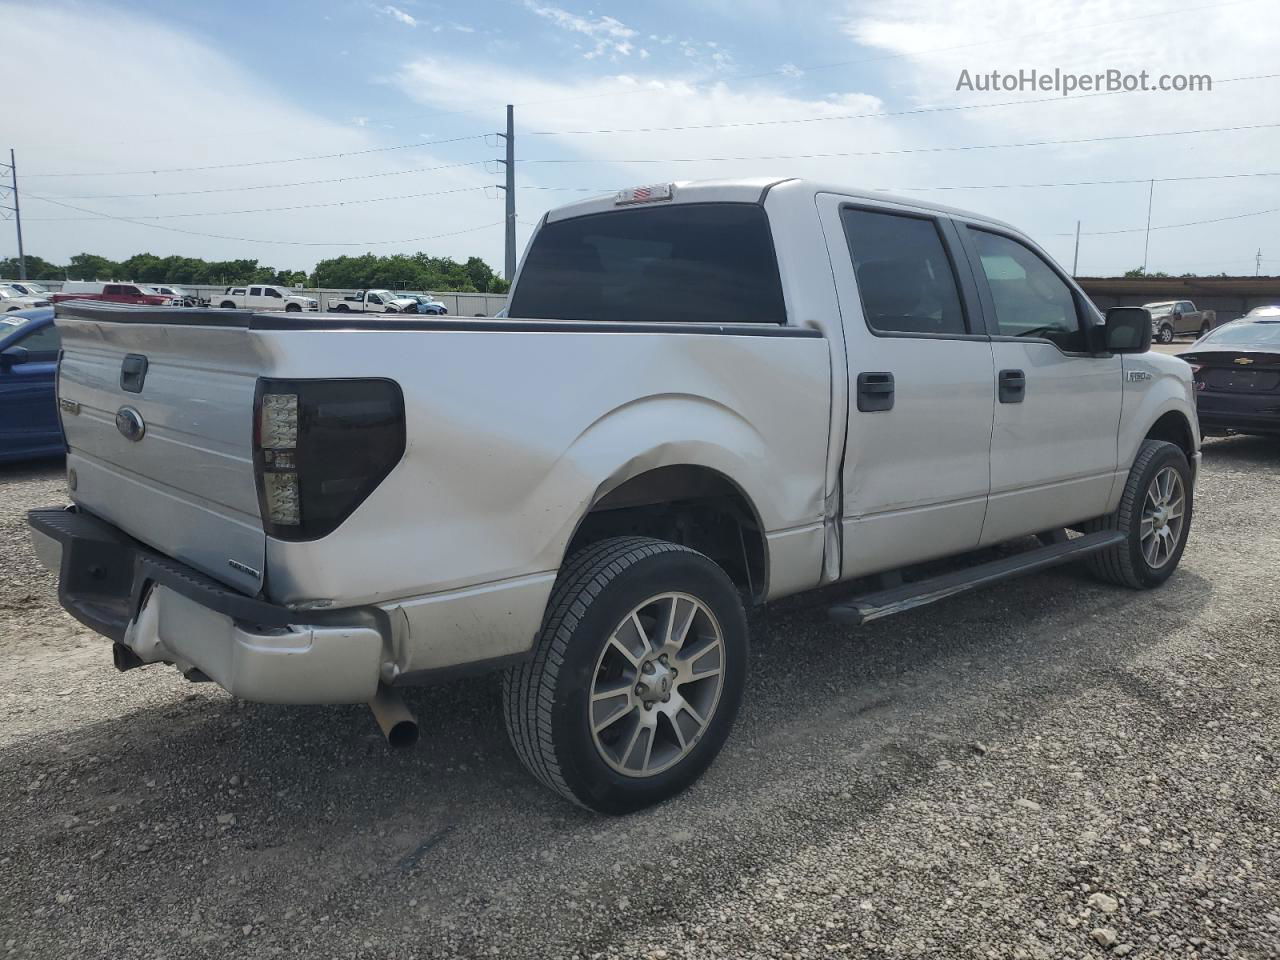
253 378 405 541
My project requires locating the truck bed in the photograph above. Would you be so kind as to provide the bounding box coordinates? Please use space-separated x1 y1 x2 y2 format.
52 302 832 670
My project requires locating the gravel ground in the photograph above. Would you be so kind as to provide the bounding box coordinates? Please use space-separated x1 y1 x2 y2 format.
1 438 1278 960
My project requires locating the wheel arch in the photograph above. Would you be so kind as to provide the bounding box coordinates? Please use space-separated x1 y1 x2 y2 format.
564 463 770 604
1145 409 1195 460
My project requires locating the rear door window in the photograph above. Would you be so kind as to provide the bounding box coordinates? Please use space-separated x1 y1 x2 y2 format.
17 324 61 359
509 203 786 324
841 208 968 336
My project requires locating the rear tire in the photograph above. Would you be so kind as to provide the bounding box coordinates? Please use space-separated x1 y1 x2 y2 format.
503 537 748 814
335 304 350 312
1199 321 1211 337
219 301 236 309
1083 439 1192 589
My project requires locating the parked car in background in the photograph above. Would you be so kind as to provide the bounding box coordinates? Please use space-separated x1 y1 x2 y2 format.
1183 313 1280 436
150 284 206 308
32 178 1199 813
2 281 54 299
0 308 62 462
0 285 52 311
1145 300 1216 343
51 282 172 306
217 285 318 312
405 294 448 315
326 289 418 313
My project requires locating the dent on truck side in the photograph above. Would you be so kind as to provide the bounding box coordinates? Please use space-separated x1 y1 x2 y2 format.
259 327 831 677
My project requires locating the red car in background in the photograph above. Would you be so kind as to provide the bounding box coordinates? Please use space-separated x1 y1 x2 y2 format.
50 282 173 306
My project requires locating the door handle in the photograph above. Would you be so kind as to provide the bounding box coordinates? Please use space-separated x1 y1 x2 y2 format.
856 372 895 412
120 354 148 394
998 368 1025 404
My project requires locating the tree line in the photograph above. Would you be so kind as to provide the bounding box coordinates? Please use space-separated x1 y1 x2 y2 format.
1 251 509 293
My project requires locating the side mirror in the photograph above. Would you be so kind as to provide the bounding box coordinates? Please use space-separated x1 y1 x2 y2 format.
1103 306 1152 354
0 345 30 369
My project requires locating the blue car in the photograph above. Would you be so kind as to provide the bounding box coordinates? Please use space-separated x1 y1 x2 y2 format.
0 307 63 463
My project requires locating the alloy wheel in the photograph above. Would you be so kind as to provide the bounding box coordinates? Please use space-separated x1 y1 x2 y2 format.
589 592 726 778
1141 465 1186 569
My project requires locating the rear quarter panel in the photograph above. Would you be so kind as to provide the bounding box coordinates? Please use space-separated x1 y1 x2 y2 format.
260 325 832 672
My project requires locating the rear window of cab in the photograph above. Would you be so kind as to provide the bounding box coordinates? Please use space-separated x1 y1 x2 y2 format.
508 203 786 325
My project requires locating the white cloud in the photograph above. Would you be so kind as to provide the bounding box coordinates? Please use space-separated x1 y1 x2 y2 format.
834 0 1280 274
4 4 507 270
380 4 418 27
523 1 638 59
395 57 902 191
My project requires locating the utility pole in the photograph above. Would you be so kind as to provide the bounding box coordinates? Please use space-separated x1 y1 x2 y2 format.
1141 179 1154 276
1257 248 1263 277
1072 220 1081 277
0 149 26 280
496 105 517 282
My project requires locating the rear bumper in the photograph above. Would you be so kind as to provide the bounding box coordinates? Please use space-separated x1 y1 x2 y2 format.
28 507 384 703
1197 391 1280 435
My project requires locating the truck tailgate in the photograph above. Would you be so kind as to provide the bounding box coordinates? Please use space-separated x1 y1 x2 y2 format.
55 303 269 595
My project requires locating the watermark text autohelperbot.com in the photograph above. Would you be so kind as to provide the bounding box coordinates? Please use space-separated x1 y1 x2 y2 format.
956 68 1212 96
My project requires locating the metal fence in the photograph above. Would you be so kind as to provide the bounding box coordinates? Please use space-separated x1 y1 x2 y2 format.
21 280 510 317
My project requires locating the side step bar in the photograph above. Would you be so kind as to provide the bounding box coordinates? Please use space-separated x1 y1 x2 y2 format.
828 530 1125 626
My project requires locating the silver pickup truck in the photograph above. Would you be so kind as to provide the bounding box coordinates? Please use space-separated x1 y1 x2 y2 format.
31 178 1199 813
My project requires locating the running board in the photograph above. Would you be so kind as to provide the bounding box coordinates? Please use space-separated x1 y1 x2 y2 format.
828 530 1125 626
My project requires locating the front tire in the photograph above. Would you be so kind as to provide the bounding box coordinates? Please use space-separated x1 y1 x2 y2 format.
285 303 301 312
503 537 748 814
1157 323 1175 344
1084 439 1192 589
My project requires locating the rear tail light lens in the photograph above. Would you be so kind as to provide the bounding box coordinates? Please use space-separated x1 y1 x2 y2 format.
253 378 405 541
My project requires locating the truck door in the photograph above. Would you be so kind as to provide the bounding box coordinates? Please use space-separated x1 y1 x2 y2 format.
0 320 61 455
957 224 1122 545
820 197 997 579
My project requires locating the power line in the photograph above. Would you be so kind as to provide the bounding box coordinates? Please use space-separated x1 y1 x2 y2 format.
31 161 488 201
20 134 490 179
514 121 1280 165
27 194 504 247
524 72 1279 138
892 170 1280 192
23 73 1276 203
514 0 1258 108
25 170 1280 222
1075 205 1280 237
25 186 488 221
515 170 1280 195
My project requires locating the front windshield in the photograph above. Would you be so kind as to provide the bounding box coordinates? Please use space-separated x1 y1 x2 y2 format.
1204 321 1280 346
1145 302 1175 315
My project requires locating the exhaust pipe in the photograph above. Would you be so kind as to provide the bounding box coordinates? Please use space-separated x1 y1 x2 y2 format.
369 684 419 749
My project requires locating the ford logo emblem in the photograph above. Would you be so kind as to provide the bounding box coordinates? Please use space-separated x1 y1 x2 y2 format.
115 406 146 442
